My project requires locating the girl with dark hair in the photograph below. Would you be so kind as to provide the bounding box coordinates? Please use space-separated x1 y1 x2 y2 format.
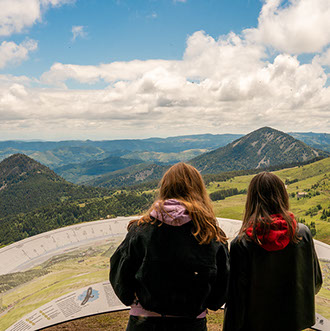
110 162 229 331
223 171 322 331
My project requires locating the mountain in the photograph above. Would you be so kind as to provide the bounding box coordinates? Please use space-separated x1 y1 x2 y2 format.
142 134 243 152
54 156 144 184
288 132 330 152
1 132 329 172
0 154 107 218
83 163 168 189
190 127 329 174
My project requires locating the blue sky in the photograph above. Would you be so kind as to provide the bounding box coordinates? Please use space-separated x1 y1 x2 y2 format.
0 0 329 140
4 0 263 78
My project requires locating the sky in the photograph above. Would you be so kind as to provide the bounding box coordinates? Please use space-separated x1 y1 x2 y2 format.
0 0 329 140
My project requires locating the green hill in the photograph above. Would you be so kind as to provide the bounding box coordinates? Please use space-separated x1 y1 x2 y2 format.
207 157 330 244
190 127 329 174
0 191 154 246
0 154 110 218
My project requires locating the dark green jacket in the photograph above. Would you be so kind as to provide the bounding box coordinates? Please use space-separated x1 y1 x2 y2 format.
110 220 229 317
223 223 322 331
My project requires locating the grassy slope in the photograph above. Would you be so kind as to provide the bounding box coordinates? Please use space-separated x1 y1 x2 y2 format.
209 157 330 244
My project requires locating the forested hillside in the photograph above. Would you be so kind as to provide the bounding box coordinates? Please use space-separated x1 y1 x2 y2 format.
0 192 153 246
0 154 110 218
0 154 154 246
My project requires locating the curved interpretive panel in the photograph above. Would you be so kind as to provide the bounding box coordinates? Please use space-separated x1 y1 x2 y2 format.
5 282 125 331
0 217 329 330
0 217 130 331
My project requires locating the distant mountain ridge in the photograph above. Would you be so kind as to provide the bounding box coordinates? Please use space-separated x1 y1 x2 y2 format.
0 134 242 168
288 132 330 152
190 127 329 174
0 132 329 172
82 128 330 189
1 130 329 187
55 156 145 184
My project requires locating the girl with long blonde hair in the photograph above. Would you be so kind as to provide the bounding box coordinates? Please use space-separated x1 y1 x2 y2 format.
110 162 229 331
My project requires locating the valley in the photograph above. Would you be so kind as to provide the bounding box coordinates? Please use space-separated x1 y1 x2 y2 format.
0 134 242 169
0 130 328 186
0 141 329 330
0 127 329 247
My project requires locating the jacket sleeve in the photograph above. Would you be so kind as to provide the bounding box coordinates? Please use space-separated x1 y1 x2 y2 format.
312 240 323 294
109 224 143 306
206 242 230 310
223 238 249 331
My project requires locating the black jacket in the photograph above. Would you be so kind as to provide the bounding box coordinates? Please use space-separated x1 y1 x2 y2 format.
110 220 229 317
223 223 323 331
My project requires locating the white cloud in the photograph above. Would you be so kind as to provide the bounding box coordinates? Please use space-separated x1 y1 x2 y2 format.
71 25 87 41
244 0 330 54
1 0 330 139
0 74 31 85
1 30 328 139
0 0 75 36
0 39 38 69
182 31 266 81
41 59 179 87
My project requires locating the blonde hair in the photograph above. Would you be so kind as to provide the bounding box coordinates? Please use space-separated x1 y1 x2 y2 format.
129 162 227 245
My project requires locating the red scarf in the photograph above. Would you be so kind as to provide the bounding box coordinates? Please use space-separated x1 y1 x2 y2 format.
246 213 297 251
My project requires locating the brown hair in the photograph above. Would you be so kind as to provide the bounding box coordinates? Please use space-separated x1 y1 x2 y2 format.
129 162 227 244
239 171 299 244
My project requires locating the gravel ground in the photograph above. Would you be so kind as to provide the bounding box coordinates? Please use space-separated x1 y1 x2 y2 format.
44 309 315 330
44 309 224 330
